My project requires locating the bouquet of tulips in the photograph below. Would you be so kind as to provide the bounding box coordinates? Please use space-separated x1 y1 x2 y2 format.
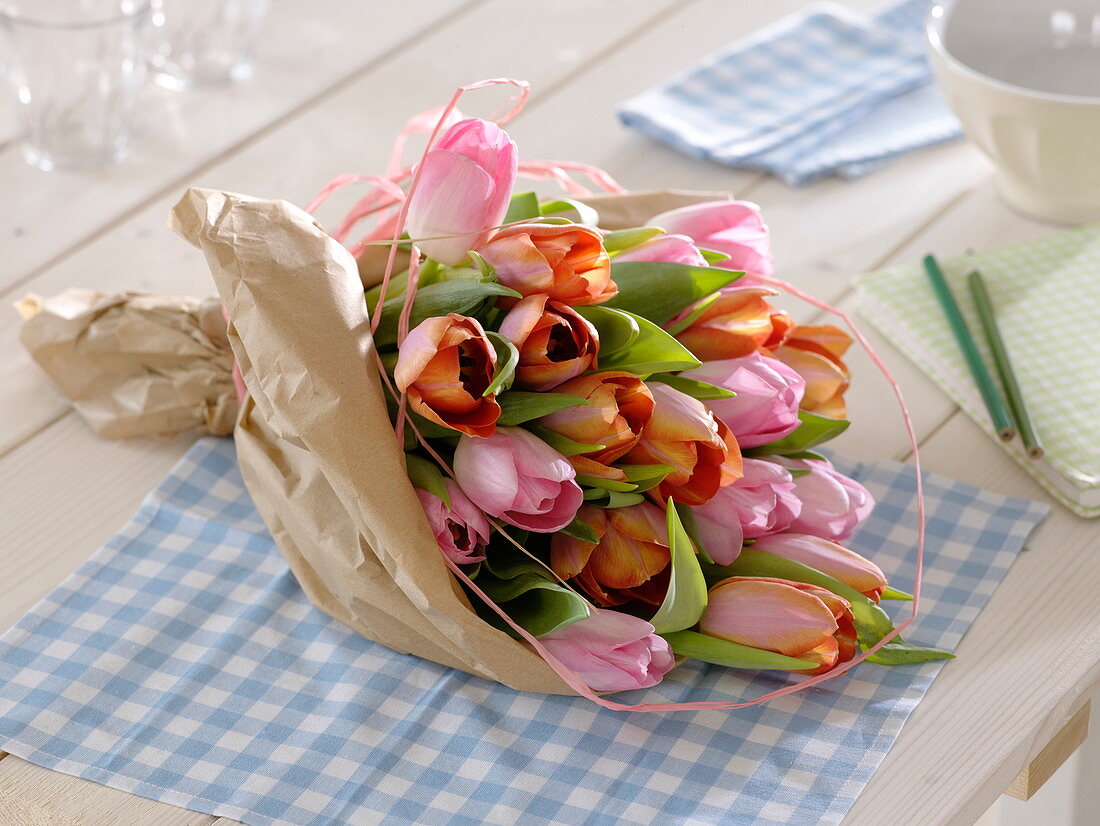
310 108 948 697
20 82 948 704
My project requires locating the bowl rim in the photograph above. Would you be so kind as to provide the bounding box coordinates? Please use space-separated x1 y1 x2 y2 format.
927 0 1100 105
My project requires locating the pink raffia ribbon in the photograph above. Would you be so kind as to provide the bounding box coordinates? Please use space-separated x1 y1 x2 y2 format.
307 79 929 711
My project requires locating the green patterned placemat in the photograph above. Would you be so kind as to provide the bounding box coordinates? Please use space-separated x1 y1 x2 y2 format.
855 225 1100 517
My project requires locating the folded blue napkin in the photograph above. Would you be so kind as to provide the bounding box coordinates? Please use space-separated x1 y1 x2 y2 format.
0 438 1046 826
619 0 963 185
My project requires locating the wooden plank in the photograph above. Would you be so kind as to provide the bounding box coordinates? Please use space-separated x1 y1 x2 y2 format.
1006 701 1090 800
844 412 1100 826
0 756 219 825
0 0 477 296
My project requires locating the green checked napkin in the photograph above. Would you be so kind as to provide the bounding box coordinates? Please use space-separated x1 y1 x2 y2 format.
855 225 1100 517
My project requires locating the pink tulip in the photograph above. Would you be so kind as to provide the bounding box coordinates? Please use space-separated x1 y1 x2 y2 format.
406 118 518 266
416 479 491 566
700 576 857 675
613 233 707 266
537 609 675 691
453 426 583 533
647 200 775 277
768 457 875 542
752 533 888 602
683 352 805 448
692 459 801 564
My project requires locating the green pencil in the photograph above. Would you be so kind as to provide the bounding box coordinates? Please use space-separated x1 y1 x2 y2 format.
967 270 1044 459
921 254 1016 441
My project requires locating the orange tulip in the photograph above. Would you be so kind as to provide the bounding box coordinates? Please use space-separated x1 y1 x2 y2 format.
477 223 617 306
539 371 655 469
672 285 792 362
623 383 742 506
394 313 500 438
551 503 671 607
772 324 852 418
497 294 599 391
699 576 857 675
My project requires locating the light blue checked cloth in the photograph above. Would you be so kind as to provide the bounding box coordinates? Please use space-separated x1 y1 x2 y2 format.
619 1 963 185
0 438 1046 826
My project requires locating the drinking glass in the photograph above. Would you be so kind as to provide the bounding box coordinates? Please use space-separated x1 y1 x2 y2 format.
0 0 153 171
150 0 271 91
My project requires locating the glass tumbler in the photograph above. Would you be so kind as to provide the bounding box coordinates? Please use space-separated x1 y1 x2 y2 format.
150 0 271 91
0 0 153 171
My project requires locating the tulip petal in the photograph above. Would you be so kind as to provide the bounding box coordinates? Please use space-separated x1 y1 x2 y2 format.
700 577 839 657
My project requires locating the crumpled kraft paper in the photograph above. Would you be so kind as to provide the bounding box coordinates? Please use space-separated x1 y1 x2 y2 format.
17 290 237 438
20 187 729 694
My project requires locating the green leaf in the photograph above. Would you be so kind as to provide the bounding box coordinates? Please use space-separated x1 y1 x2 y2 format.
699 248 731 265
867 640 954 665
881 586 914 601
621 464 674 482
572 305 639 354
560 517 600 544
365 269 411 314
663 630 818 671
503 191 541 223
584 489 647 508
478 573 591 637
748 411 851 456
649 501 709 634
373 280 521 347
603 227 664 254
525 425 606 457
480 538 535 580
497 391 588 426
405 454 450 506
467 250 494 279
578 307 701 374
703 548 896 650
604 261 743 325
678 504 715 565
648 372 736 400
483 332 519 397
539 198 600 226
788 468 812 478
575 474 637 493
784 449 828 462
662 291 722 336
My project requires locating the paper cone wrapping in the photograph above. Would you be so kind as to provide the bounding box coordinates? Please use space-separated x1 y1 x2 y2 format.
21 187 728 694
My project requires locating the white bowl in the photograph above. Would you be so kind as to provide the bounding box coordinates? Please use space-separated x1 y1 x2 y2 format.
928 0 1100 223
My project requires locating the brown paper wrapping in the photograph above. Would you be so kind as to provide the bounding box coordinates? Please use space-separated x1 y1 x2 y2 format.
20 187 729 694
17 290 237 438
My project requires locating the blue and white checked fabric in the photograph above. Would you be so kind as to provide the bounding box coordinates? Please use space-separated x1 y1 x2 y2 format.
0 438 1047 826
619 1 963 185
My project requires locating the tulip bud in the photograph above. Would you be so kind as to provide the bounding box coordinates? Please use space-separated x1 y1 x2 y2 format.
453 427 582 533
646 200 774 277
538 609 675 692
539 371 654 468
692 458 801 564
772 325 852 418
551 503 670 607
767 457 875 542
752 533 888 602
406 118 518 266
477 223 616 306
416 479 491 566
613 232 707 266
394 313 500 438
497 295 599 391
684 352 804 448
623 383 742 506
699 576 857 675
670 285 792 362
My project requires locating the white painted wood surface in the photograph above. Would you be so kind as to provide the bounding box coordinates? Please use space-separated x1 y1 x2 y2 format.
1 2 1097 824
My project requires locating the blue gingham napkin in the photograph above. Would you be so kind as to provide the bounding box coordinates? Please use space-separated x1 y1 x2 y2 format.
619 0 962 185
0 438 1046 826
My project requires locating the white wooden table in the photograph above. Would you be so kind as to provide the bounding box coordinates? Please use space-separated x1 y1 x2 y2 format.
1 2 1097 824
